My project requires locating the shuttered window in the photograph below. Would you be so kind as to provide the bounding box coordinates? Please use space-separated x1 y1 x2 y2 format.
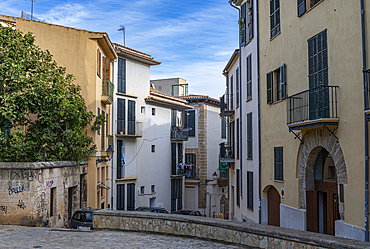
267 72 273 104
241 3 246 46
101 110 105 151
230 75 234 110
247 171 253 210
274 147 283 181
247 112 253 159
117 99 125 134
103 57 110 83
117 140 124 179
270 0 280 38
117 57 126 94
298 0 306 16
97 107 101 135
185 110 195 137
246 54 252 101
279 64 287 100
97 49 101 77
236 169 240 207
249 0 254 40
236 68 240 108
221 117 226 139
128 100 135 135
236 118 240 159
127 183 135 211
117 184 125 210
171 143 177 175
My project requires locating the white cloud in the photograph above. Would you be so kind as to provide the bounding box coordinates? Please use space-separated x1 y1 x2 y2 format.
38 4 89 27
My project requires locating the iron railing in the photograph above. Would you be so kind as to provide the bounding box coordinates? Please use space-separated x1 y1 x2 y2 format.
102 80 114 100
219 142 234 159
364 69 370 110
220 94 227 113
170 126 188 140
117 120 142 136
287 85 339 125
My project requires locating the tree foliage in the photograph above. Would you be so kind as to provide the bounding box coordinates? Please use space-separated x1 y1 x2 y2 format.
0 25 104 162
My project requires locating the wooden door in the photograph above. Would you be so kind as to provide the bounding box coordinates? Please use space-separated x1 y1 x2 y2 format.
306 190 318 232
268 187 280 227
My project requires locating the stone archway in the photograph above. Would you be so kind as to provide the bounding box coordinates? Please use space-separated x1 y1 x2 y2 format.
297 129 347 220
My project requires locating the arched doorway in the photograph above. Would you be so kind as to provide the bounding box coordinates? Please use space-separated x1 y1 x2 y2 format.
268 186 280 227
306 148 340 235
297 129 347 236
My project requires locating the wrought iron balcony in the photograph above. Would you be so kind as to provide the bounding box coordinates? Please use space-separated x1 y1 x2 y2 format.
287 85 339 130
220 94 234 117
170 126 188 141
116 120 143 137
102 80 114 104
219 142 234 161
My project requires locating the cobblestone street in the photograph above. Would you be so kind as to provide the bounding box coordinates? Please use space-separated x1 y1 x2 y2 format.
0 225 249 249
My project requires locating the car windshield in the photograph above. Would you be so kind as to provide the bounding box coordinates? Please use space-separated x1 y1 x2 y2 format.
85 212 93 222
73 212 93 222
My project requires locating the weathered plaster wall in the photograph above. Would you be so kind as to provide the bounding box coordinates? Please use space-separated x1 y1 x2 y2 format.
0 161 87 228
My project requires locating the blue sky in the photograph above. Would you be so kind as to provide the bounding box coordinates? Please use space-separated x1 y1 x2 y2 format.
1 0 239 98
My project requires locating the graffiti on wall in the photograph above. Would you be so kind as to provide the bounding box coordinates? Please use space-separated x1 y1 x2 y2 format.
17 199 26 209
10 170 43 183
46 180 54 188
0 204 7 214
8 185 25 195
35 192 47 224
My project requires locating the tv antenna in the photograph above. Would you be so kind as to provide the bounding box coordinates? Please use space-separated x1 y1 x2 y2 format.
118 25 125 46
25 0 36 20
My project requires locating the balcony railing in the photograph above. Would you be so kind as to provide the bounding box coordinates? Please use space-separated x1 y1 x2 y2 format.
102 80 114 101
175 163 196 178
219 142 234 160
287 85 338 125
116 120 143 137
220 94 234 117
220 94 227 113
170 126 188 141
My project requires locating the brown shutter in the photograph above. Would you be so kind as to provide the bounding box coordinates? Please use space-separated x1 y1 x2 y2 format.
306 191 318 232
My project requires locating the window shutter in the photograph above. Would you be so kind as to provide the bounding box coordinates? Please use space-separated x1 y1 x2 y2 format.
247 172 253 210
118 58 126 94
267 71 273 104
186 110 195 137
97 107 101 134
247 112 253 159
280 63 287 99
297 0 306 17
236 169 240 206
236 119 240 159
221 117 226 139
117 99 126 134
236 68 239 108
247 54 252 101
230 76 234 110
274 147 283 181
241 3 246 46
249 0 254 40
128 100 135 135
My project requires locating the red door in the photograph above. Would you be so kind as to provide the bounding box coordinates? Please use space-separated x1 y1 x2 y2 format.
268 187 280 227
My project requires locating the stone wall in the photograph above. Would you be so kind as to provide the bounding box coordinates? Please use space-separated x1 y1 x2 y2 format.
93 210 370 249
0 161 87 228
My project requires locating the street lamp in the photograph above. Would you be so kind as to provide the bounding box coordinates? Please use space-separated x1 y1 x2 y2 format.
96 145 114 164
206 172 218 183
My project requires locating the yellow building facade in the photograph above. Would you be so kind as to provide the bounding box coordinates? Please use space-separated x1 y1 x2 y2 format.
0 14 117 209
259 0 369 240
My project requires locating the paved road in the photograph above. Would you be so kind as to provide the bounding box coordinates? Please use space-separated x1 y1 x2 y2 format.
0 225 249 248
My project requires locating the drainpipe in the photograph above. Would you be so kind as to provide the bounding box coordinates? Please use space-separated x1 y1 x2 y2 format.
256 0 262 224
360 0 369 241
228 0 243 200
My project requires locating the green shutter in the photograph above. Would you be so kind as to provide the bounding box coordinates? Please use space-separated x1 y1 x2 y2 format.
280 63 286 99
267 71 273 104
241 3 246 46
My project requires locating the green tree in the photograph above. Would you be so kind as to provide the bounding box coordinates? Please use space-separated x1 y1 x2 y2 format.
0 25 104 162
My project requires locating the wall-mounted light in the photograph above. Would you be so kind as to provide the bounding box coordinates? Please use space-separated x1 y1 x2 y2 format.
96 145 114 164
206 172 218 183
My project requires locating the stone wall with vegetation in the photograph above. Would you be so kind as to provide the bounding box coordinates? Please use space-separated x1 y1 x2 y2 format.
93 210 370 249
0 161 87 228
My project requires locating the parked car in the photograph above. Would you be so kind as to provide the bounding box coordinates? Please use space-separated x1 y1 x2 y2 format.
69 207 98 230
134 206 168 213
172 210 202 216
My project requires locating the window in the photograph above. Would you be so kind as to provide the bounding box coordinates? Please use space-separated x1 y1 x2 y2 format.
247 112 252 159
270 0 280 38
106 113 109 137
241 0 253 46
101 110 105 151
141 106 145 113
185 110 195 137
152 108 156 116
140 186 145 194
50 187 56 216
97 107 101 135
151 185 155 193
246 54 252 101
178 143 183 163
274 147 283 181
236 118 239 159
171 143 177 175
117 99 125 135
151 145 155 153
117 140 125 179
236 68 239 108
127 100 135 135
236 169 240 207
117 184 125 210
97 49 101 77
298 0 323 16
230 75 234 110
221 117 226 139
103 57 110 83
266 64 286 104
117 57 126 94
247 171 253 210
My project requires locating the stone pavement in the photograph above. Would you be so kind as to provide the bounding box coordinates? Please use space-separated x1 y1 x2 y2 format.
0 225 251 249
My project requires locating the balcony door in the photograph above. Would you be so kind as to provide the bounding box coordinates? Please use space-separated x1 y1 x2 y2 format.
127 100 135 135
308 29 329 120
